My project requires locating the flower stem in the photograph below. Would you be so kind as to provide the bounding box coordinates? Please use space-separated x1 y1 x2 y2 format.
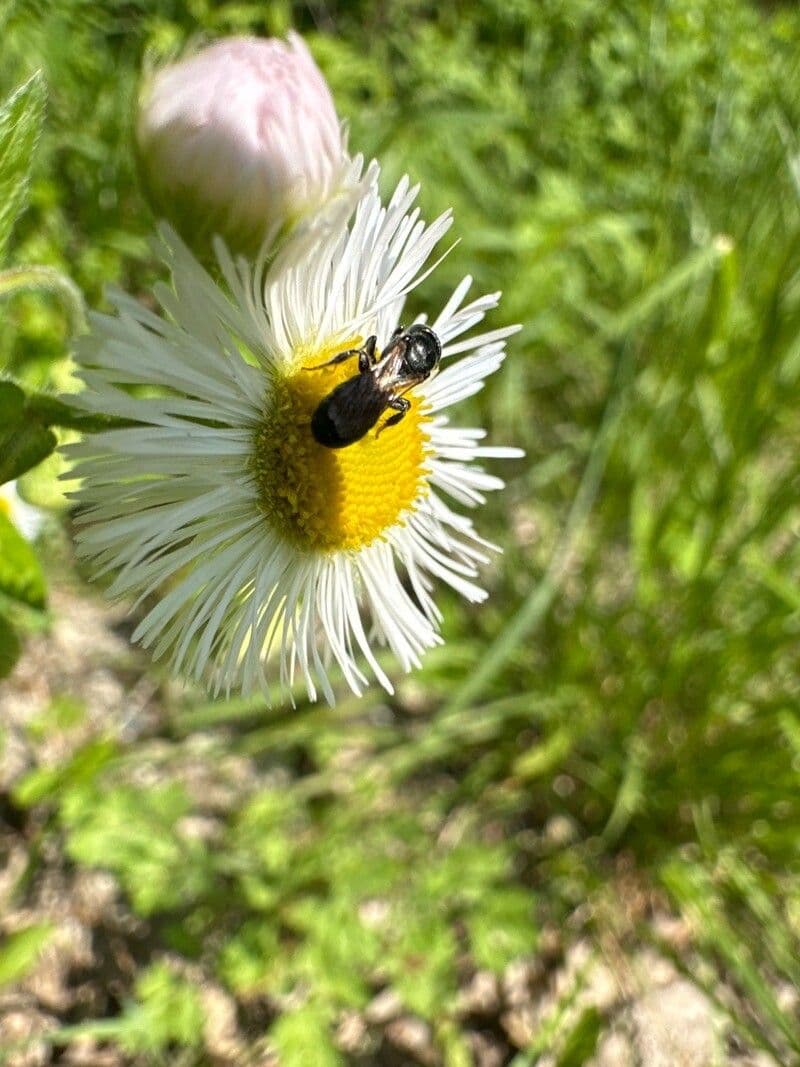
0 265 87 335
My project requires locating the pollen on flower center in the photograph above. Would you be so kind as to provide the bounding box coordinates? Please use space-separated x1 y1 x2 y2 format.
252 338 431 552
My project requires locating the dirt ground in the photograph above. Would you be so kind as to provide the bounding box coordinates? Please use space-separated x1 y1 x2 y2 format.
0 577 784 1067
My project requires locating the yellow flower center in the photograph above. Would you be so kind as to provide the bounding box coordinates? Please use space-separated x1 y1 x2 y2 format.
252 338 431 552
0 497 10 519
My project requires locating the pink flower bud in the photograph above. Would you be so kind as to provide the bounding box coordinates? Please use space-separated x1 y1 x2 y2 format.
137 34 352 256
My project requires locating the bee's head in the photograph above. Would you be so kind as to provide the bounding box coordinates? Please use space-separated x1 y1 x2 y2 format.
401 324 441 378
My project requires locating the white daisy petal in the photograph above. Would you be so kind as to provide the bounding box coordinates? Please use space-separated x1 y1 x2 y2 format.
68 165 521 703
442 323 522 357
422 344 510 412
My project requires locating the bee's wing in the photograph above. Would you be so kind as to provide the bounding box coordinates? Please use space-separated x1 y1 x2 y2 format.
373 338 408 390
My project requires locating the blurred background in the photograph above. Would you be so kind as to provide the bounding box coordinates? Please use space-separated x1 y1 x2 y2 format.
1 1 800 1064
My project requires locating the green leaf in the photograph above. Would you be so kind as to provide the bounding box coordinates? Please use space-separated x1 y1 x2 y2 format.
467 888 538 972
0 378 125 486
0 612 21 679
61 782 213 916
0 423 57 485
123 964 205 1053
25 696 86 743
0 71 46 260
0 381 25 430
287 899 377 1007
13 737 116 808
389 913 459 1019
24 392 124 433
0 512 45 608
0 380 127 489
270 1004 343 1067
218 920 281 995
0 924 54 987
556 1007 604 1067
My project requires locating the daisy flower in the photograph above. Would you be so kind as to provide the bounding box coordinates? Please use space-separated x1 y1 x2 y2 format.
67 168 521 703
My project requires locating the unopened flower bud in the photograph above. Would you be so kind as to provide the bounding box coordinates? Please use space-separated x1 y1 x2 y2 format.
136 34 352 257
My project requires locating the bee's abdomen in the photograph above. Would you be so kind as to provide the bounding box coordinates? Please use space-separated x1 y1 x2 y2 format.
310 376 386 449
311 401 356 448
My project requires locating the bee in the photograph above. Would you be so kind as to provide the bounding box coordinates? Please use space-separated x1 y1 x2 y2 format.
307 324 442 449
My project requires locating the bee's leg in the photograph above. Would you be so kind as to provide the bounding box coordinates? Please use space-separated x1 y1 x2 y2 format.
306 336 378 372
358 335 378 372
376 396 411 436
304 347 362 371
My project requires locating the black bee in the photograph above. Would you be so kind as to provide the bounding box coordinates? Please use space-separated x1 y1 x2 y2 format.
308 324 442 449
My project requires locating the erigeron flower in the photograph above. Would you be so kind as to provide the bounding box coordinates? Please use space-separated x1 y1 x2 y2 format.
67 167 521 703
137 34 355 256
0 480 43 541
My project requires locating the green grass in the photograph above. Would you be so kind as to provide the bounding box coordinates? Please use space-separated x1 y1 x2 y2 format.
2 0 800 1063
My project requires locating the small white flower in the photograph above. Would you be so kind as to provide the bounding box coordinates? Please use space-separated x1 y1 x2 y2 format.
68 168 521 703
137 33 356 256
0 480 44 541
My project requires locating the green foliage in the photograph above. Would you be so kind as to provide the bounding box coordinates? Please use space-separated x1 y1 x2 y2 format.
555 1008 604 1067
0 512 45 607
0 71 45 260
24 695 86 742
60 780 214 916
270 1004 344 1067
0 378 122 486
0 611 21 678
0 378 24 422
0 380 47 485
13 737 116 807
121 963 206 1054
225 785 533 1017
2 0 800 1063
0 69 94 489
0 418 56 485
0 72 52 678
0 924 54 987
662 850 800 1061
467 886 538 972
33 731 536 1058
